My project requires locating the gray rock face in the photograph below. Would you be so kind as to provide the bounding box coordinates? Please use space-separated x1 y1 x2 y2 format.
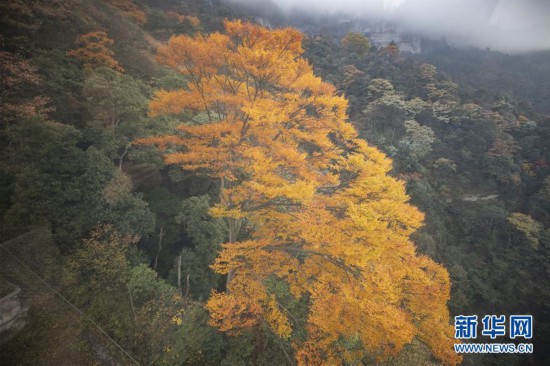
0 287 28 345
366 25 422 54
461 193 500 202
256 14 424 54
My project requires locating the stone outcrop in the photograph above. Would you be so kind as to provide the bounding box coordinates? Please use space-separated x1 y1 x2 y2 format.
0 286 28 345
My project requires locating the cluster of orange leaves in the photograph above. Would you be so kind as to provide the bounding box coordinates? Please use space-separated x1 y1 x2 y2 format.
487 137 520 158
378 42 401 59
104 0 147 25
0 51 55 122
67 31 123 72
138 20 461 365
165 10 200 27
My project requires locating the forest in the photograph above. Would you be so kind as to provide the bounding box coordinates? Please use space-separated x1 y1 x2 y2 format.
0 1 549 365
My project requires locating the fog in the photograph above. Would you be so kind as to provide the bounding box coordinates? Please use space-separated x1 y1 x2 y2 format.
224 0 550 53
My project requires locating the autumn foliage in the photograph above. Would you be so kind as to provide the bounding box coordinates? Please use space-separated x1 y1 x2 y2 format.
139 20 460 365
67 31 123 72
0 51 54 122
104 0 147 25
165 10 201 27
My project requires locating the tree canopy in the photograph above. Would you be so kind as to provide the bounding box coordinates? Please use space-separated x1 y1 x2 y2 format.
139 20 460 365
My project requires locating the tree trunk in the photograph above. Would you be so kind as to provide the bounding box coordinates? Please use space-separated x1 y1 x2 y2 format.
153 225 163 271
177 253 183 297
126 284 136 325
118 145 129 170
225 217 242 294
184 273 190 307
221 176 242 293
225 269 235 293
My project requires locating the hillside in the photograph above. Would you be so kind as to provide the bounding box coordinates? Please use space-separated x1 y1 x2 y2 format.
1 1 549 365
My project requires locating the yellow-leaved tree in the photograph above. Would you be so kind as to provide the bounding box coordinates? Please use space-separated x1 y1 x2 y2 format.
138 20 461 366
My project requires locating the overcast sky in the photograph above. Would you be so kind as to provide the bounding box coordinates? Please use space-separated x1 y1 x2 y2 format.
224 0 550 53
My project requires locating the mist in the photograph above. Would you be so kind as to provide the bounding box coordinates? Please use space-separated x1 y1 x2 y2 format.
224 0 550 53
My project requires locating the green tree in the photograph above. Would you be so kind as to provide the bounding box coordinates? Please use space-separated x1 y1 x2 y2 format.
400 120 435 161
82 67 149 166
1 120 109 246
341 32 370 56
101 169 156 237
83 67 148 130
172 195 226 300
507 213 543 249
